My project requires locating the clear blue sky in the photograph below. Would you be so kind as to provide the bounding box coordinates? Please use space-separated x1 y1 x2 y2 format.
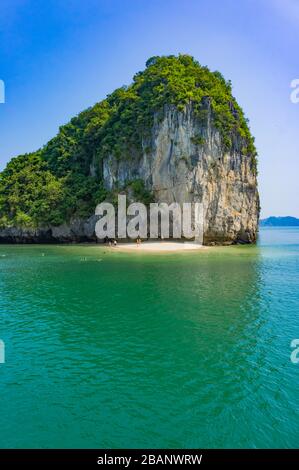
0 0 298 217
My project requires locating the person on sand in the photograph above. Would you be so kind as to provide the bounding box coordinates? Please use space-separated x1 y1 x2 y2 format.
113 239 117 247
136 235 141 246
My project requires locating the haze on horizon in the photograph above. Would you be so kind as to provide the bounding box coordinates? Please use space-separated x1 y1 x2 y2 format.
0 0 298 218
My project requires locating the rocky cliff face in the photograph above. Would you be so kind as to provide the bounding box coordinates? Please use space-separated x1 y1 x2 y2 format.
102 103 259 244
0 103 259 245
0 55 260 245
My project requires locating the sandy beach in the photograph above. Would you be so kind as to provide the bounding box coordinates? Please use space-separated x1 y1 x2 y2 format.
112 241 206 252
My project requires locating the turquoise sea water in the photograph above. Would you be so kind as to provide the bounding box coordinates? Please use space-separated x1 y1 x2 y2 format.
0 227 298 448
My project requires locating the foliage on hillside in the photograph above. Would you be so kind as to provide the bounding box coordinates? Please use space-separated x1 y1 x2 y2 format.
0 54 257 228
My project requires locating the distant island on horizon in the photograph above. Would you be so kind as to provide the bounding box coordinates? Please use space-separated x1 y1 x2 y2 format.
260 216 299 227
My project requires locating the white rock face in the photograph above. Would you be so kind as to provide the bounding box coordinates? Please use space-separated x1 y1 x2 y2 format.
102 104 259 245
0 104 259 245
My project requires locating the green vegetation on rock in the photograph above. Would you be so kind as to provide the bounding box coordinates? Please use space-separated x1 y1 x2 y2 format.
0 54 257 229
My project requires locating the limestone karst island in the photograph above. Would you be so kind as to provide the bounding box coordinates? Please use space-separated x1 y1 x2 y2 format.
0 55 259 245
